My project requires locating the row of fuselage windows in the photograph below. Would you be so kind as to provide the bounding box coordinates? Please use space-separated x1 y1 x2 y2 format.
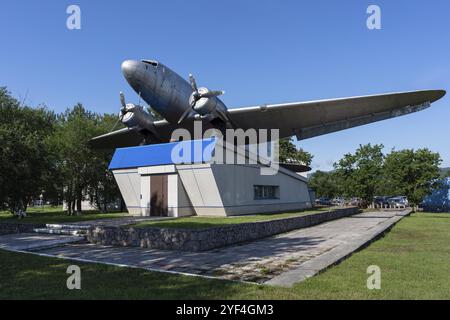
254 185 280 200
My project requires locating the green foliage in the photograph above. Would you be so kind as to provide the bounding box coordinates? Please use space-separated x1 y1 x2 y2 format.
382 148 441 205
278 137 313 166
51 104 121 214
333 144 384 202
309 144 442 206
0 88 122 215
308 170 342 199
0 87 56 213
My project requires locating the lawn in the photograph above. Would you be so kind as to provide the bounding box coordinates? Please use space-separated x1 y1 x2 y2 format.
0 206 127 224
129 207 332 229
0 212 449 299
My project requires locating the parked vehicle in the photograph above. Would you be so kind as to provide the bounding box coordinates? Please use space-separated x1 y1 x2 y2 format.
332 197 346 206
315 197 332 206
373 196 390 207
388 196 409 208
347 197 362 207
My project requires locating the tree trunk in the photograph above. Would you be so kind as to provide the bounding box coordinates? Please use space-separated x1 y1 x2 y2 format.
67 200 72 215
73 182 82 215
95 194 102 213
77 197 81 214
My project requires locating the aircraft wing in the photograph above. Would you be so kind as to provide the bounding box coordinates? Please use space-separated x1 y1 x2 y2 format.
89 120 173 149
227 90 446 140
91 89 445 149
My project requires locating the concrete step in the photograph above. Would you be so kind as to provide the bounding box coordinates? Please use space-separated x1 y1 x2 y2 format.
45 223 91 230
33 227 87 237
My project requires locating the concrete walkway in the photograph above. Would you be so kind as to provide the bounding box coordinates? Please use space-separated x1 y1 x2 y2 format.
0 210 410 286
0 233 83 251
265 209 410 286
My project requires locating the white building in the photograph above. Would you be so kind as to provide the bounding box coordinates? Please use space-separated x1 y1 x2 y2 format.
109 138 312 217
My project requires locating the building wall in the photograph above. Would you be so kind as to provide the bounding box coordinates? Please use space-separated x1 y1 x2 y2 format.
113 163 312 217
211 164 311 216
176 163 312 216
112 169 141 215
177 164 227 216
176 175 196 217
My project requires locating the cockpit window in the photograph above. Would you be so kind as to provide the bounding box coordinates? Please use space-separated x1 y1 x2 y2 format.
142 60 158 67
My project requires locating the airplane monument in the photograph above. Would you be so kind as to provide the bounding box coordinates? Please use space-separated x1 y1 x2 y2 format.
90 59 446 217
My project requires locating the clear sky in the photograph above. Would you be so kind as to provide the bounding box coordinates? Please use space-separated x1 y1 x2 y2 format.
1 0 449 171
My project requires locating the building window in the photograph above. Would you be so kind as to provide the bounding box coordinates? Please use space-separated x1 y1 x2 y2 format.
254 185 279 200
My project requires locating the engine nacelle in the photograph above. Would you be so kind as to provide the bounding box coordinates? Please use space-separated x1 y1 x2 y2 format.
190 87 228 120
121 104 157 135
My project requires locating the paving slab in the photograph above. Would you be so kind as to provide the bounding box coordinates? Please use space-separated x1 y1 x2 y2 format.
0 233 83 251
0 210 411 286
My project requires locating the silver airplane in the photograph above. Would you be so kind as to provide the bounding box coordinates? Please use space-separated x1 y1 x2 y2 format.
90 59 446 148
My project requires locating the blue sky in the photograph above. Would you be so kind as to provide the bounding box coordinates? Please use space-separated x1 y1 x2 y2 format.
1 0 449 170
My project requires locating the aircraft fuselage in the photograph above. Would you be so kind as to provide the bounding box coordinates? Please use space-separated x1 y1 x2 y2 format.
121 59 228 125
122 60 191 123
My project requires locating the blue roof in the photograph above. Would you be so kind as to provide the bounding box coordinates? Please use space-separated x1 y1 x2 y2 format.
108 138 217 170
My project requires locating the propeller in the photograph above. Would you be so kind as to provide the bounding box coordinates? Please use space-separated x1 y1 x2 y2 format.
178 74 225 124
120 92 126 110
189 74 198 98
110 92 131 132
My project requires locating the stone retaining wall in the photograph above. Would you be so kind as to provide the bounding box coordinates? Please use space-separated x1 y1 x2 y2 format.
0 222 45 235
86 207 360 252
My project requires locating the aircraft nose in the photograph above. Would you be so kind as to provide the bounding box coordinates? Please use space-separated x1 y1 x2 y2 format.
121 60 140 78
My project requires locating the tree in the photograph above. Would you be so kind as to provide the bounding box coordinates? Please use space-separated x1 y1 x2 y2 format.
308 170 342 198
85 113 123 212
278 137 313 166
0 87 56 213
383 148 442 206
308 144 442 209
333 144 384 202
51 107 123 214
1 90 123 216
51 104 101 214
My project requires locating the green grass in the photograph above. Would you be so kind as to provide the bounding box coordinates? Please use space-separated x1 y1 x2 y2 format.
0 206 127 224
1 212 449 299
129 208 331 229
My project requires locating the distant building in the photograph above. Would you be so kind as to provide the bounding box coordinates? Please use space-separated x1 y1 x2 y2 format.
421 177 450 212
